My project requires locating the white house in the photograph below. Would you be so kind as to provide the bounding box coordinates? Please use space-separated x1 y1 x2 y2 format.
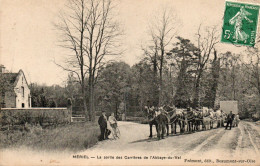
1 66 31 108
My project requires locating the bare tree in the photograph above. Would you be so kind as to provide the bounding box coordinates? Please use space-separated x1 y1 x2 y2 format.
203 49 220 108
84 0 121 121
144 7 178 106
142 39 159 106
193 25 219 107
55 0 121 121
55 0 91 120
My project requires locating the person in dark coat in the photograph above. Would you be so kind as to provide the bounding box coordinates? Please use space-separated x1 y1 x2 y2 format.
98 111 108 140
225 111 234 130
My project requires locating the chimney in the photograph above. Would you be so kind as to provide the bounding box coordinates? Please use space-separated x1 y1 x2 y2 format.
0 65 6 73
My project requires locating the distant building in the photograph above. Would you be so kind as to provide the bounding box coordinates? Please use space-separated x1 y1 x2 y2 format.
0 65 31 108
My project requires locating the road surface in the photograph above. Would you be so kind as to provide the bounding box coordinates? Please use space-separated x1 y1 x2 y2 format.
76 120 260 165
1 120 260 165
83 121 260 156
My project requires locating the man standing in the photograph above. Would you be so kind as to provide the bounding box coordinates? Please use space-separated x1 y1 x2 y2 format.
98 111 108 140
225 111 234 130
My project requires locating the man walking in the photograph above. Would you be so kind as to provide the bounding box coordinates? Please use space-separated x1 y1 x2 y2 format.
98 111 108 140
225 111 234 130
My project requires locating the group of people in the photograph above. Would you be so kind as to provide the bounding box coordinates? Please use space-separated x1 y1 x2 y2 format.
98 111 119 141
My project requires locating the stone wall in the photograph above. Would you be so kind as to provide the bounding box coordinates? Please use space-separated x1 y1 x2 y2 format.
0 107 72 126
4 91 16 108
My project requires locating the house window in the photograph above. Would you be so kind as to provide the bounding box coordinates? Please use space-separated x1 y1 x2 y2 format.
22 103 25 108
22 86 24 97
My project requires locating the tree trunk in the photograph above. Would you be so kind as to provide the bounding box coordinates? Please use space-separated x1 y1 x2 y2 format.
88 76 95 122
159 69 162 106
153 55 159 106
159 48 164 106
210 58 220 108
91 87 95 121
204 50 220 108
82 83 88 121
194 69 202 107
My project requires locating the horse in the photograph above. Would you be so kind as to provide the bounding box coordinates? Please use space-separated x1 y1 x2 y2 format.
163 105 184 134
202 107 210 116
193 110 203 131
144 106 168 139
221 111 227 126
215 109 226 128
184 108 195 132
154 112 168 139
202 116 211 130
232 114 240 127
208 109 216 129
201 108 211 130
215 109 222 127
144 106 158 138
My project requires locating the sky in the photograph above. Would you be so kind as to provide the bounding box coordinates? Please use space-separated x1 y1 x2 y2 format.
0 0 259 86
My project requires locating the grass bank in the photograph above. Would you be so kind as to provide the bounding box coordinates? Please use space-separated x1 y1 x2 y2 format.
0 122 100 152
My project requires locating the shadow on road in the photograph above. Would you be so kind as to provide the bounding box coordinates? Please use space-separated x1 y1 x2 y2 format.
130 137 158 143
130 127 223 144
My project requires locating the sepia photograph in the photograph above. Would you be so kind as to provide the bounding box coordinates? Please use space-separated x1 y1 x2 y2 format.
0 0 260 165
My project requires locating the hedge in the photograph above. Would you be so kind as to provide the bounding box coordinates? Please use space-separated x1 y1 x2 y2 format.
0 108 72 127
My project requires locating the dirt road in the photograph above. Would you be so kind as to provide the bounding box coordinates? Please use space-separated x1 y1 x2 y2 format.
1 121 260 165
76 120 260 165
83 121 260 156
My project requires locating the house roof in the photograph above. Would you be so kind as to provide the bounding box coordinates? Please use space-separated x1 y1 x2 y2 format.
2 70 29 88
2 73 19 85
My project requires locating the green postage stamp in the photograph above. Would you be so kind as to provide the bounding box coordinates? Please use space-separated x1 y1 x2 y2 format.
221 1 260 47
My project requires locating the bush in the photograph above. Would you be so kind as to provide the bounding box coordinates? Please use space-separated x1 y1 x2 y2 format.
0 122 99 152
0 108 71 127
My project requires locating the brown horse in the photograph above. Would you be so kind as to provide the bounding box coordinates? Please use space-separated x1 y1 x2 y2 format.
144 106 168 139
144 106 158 138
163 105 186 134
185 109 195 132
154 113 168 139
193 110 203 131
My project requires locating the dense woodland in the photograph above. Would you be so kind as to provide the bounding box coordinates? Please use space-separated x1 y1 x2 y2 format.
24 37 260 121
53 0 260 121
1 0 260 121
1 38 260 121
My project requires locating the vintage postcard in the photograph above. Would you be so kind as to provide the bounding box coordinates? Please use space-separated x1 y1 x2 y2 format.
1 0 260 166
